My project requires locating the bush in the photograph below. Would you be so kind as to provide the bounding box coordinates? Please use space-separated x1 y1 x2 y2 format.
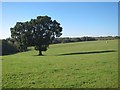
1 40 18 55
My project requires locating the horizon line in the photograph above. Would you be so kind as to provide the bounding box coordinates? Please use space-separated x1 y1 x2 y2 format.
0 35 119 40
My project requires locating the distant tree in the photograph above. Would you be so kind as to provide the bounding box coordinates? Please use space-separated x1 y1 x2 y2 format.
114 36 120 39
10 16 62 56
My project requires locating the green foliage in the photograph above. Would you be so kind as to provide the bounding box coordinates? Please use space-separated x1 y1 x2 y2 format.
52 36 119 44
10 15 62 55
95 36 120 40
10 22 28 52
0 40 2 55
2 40 118 88
1 40 18 55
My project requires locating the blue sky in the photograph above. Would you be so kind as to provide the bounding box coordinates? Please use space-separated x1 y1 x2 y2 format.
1 2 118 39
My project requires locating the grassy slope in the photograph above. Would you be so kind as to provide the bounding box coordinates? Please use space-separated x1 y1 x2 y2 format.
2 40 118 88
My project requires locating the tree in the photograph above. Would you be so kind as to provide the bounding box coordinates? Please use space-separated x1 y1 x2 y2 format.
31 16 62 55
10 22 28 52
10 15 62 56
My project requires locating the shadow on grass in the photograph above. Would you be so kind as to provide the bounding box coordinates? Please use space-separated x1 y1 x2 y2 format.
32 54 46 56
57 50 117 56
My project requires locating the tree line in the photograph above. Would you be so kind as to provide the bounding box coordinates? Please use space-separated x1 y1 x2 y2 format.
51 36 120 44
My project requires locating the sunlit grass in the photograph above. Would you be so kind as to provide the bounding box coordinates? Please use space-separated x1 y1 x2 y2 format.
2 40 118 88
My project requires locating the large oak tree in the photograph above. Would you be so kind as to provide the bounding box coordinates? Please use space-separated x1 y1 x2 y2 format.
10 16 62 55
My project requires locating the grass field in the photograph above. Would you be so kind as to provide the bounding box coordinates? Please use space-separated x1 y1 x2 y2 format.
2 40 118 88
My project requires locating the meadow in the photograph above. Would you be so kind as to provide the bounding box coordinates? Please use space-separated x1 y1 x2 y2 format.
2 40 118 88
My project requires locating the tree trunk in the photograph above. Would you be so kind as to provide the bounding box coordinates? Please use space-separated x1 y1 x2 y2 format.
38 50 43 56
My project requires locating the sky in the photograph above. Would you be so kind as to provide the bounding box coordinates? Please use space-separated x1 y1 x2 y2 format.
1 0 120 2
1 2 118 39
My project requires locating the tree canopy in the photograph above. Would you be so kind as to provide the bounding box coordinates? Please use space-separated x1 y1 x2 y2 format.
10 16 62 55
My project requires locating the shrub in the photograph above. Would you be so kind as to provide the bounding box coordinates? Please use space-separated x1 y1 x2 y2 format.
1 40 18 55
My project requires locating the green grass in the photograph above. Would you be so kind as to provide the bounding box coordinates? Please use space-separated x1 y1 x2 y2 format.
2 40 118 88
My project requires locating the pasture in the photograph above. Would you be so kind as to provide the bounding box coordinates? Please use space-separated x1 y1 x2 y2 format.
2 40 118 88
